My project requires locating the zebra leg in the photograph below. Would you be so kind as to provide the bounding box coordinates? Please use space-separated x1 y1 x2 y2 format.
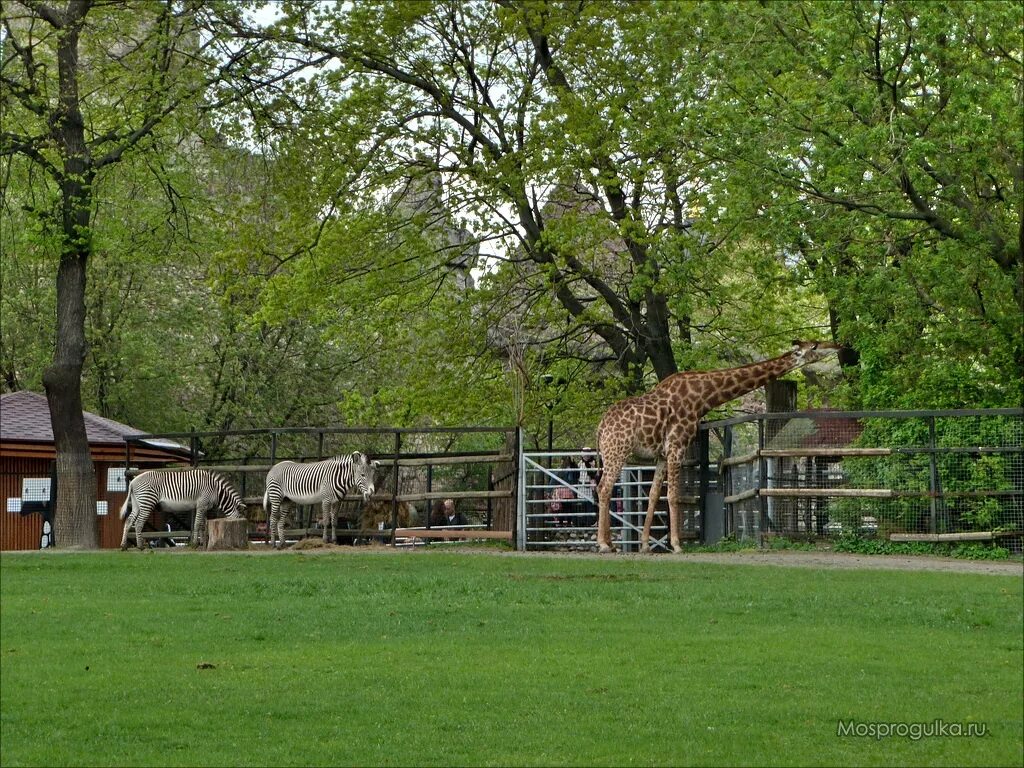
193 504 210 548
131 500 153 551
270 503 283 549
322 500 332 544
121 510 137 550
275 502 291 549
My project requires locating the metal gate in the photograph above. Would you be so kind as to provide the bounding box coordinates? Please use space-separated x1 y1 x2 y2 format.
516 450 704 552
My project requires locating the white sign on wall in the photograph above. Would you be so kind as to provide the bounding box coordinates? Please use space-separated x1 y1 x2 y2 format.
22 478 51 502
6 498 21 513
107 467 128 493
96 501 108 516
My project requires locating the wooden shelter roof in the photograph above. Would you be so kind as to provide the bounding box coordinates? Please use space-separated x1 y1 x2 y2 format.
0 391 191 462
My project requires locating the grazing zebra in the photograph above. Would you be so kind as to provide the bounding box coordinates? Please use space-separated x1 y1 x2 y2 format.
263 452 380 548
120 469 246 550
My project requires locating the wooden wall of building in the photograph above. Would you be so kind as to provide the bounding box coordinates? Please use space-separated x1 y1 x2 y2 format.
1 458 129 551
0 457 50 550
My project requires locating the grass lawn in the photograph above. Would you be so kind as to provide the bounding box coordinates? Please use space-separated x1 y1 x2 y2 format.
1 549 1021 767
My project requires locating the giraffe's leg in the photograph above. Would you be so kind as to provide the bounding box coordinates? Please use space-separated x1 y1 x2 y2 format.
665 428 698 553
666 458 683 553
640 460 666 554
596 455 625 553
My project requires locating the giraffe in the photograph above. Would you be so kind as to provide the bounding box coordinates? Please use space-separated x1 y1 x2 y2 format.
595 340 841 553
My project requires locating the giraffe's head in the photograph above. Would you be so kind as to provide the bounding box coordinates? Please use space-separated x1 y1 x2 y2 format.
789 340 842 366
350 452 381 502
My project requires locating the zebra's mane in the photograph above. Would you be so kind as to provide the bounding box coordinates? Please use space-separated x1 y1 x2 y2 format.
328 452 368 463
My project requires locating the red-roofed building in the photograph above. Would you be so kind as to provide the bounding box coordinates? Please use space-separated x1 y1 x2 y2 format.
1 391 191 550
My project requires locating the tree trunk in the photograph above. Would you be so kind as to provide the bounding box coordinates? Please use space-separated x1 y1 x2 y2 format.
43 253 97 549
206 518 250 550
40 1 99 549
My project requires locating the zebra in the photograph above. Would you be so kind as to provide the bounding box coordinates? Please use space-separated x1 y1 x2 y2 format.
120 469 247 550
263 452 380 548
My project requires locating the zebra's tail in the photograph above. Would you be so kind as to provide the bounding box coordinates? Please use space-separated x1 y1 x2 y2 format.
262 487 269 516
119 493 132 521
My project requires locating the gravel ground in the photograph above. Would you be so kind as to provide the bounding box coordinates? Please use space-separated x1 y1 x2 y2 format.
663 549 1024 575
433 546 1024 575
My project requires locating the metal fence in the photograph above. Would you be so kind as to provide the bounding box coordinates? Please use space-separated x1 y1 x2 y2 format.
517 450 708 552
707 408 1023 545
125 426 518 546
125 409 1022 550
518 409 1021 552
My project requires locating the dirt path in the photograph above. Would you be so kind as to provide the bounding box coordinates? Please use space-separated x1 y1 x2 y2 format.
11 542 1021 575
434 546 1024 575
666 550 1024 575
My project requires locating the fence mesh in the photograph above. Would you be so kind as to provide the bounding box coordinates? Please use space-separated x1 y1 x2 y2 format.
717 410 1023 543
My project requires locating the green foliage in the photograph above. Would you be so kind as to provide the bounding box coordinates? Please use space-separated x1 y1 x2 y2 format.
703 0 1022 408
832 534 1012 561
1 551 1021 766
3 0 1020 450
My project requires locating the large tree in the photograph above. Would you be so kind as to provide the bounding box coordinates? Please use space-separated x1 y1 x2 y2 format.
702 0 1023 405
0 0 294 547
222 0 753 389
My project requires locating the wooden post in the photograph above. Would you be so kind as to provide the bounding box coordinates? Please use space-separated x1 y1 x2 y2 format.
206 518 249 550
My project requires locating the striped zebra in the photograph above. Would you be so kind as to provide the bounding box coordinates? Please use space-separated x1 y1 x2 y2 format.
120 469 246 550
263 452 380 548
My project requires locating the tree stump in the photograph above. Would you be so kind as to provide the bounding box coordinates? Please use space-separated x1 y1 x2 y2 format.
206 518 249 550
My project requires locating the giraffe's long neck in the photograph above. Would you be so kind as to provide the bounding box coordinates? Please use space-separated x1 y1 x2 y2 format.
703 352 801 411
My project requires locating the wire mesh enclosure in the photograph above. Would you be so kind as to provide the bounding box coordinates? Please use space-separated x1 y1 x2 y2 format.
710 408 1023 545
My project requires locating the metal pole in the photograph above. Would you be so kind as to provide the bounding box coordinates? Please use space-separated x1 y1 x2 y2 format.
390 431 401 546
698 429 710 544
757 419 767 547
486 468 494 530
268 432 277 544
516 427 525 550
424 463 433 543
928 416 939 534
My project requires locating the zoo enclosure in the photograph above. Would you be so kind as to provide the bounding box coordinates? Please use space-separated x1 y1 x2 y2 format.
518 408 1022 551
123 408 1022 550
705 407 1022 544
124 426 518 545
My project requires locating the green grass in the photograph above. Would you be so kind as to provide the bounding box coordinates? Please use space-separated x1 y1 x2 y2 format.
1 550 1021 767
